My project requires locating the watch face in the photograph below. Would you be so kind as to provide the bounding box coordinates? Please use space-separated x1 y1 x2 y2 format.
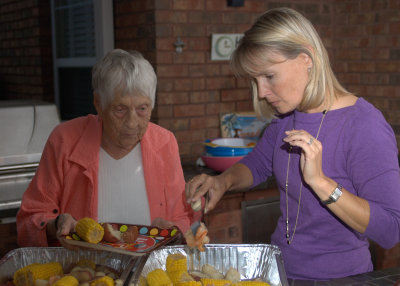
215 36 235 57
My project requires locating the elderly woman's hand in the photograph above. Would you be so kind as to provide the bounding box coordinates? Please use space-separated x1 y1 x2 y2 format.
47 213 78 249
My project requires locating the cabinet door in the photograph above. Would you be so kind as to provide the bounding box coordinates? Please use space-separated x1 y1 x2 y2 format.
241 196 281 244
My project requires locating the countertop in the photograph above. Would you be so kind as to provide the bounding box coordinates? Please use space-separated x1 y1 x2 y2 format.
288 267 400 285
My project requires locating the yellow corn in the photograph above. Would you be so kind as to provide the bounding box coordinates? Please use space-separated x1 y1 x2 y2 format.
76 258 96 270
75 217 104 243
13 262 63 286
177 282 201 286
168 270 194 285
166 254 187 273
52 275 79 286
90 275 115 286
147 269 173 286
200 278 231 286
232 282 270 286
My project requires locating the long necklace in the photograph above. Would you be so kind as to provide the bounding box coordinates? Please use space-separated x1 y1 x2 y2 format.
285 109 328 245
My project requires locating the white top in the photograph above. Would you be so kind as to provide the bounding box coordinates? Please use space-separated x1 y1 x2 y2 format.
97 143 151 225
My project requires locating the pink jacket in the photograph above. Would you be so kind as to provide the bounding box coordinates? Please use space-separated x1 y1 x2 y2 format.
17 115 193 246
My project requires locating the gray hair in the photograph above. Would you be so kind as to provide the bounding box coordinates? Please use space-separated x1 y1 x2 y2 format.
92 49 157 109
231 7 351 118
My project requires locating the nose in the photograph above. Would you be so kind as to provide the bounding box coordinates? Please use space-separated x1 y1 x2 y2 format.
255 78 271 99
126 109 139 129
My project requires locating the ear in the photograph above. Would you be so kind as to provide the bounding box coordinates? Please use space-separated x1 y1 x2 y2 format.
298 52 313 69
93 92 102 115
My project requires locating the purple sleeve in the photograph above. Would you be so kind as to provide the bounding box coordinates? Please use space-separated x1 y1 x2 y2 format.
347 109 400 248
240 119 280 187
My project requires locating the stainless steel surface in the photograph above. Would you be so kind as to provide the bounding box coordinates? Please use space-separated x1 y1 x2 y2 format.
0 101 60 222
0 247 141 284
131 244 288 286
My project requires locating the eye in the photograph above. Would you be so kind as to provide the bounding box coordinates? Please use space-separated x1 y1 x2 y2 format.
265 74 274 80
136 105 149 116
113 105 127 116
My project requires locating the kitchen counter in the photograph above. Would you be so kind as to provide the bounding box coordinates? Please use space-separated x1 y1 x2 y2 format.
288 267 400 285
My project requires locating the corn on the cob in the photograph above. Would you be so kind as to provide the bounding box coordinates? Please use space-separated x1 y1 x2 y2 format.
76 258 96 270
90 275 115 286
13 262 63 286
232 281 270 286
177 282 201 286
147 269 173 286
52 275 79 286
167 270 194 285
75 217 104 243
166 254 187 273
200 278 231 286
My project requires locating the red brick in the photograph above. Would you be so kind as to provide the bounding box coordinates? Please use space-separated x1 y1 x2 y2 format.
188 11 221 23
376 62 400 73
221 89 251 102
174 104 205 117
189 64 220 77
157 78 174 92
157 64 188 77
190 90 220 103
173 0 204 10
175 129 206 143
173 23 206 37
157 91 189 104
173 51 206 64
174 78 205 91
190 116 219 129
206 102 236 115
155 11 187 23
348 62 375 73
206 77 236 90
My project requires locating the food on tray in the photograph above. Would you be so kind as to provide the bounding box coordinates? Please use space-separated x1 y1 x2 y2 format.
144 253 271 286
200 278 230 286
166 254 187 273
101 223 139 244
52 275 79 286
184 222 209 252
191 199 202 212
75 218 104 244
13 262 63 286
224 268 240 283
8 258 125 286
147 269 173 286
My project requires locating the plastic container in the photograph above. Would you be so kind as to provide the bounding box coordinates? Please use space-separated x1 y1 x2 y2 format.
204 138 256 157
201 154 244 172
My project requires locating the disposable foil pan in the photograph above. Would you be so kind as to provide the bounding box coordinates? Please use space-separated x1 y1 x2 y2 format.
0 247 145 284
130 244 288 286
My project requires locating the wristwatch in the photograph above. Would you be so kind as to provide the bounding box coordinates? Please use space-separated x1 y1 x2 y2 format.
322 183 343 205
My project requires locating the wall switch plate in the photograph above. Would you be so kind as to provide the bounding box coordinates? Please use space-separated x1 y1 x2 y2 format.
211 33 244 61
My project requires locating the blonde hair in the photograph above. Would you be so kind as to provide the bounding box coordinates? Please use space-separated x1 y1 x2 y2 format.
231 7 351 118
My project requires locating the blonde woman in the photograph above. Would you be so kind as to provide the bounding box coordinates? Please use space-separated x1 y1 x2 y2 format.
186 8 400 280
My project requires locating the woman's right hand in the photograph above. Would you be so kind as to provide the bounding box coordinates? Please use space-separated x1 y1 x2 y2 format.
185 173 228 213
47 213 79 249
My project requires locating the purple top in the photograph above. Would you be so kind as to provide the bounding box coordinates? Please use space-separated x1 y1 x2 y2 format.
241 98 400 280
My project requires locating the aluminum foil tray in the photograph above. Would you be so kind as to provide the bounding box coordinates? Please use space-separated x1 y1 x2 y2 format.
0 247 145 284
130 244 288 286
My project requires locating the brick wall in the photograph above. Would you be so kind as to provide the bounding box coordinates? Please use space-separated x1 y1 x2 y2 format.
114 0 332 164
0 0 53 102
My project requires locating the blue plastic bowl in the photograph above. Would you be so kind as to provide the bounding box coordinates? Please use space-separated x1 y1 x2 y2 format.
204 138 256 157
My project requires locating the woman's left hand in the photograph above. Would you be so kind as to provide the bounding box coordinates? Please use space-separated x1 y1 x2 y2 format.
283 129 324 187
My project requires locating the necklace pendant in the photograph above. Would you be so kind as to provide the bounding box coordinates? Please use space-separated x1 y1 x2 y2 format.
287 240 291 245
286 233 289 239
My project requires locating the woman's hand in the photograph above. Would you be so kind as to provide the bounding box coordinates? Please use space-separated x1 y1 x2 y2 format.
185 173 228 213
283 129 325 188
47 213 78 249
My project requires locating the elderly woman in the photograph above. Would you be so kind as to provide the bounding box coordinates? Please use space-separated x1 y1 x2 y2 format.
17 49 193 246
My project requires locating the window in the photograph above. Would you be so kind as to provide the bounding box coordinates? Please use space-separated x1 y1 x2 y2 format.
51 0 114 120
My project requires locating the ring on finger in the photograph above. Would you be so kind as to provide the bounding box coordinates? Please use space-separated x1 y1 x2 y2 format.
308 137 314 145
